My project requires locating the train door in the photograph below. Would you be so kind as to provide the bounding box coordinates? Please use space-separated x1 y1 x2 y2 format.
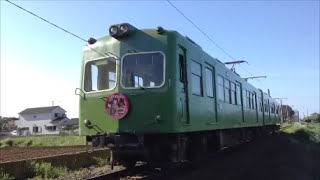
205 64 217 123
236 81 244 123
178 45 190 124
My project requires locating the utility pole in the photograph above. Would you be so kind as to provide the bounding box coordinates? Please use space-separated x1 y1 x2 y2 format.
274 97 287 124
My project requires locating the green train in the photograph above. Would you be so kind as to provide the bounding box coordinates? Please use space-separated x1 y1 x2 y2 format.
76 23 280 166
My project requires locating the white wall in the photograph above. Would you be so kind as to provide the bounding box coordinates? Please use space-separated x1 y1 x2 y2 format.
15 111 63 135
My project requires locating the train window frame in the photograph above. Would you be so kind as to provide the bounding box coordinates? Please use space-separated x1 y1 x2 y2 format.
236 83 242 106
83 55 118 93
217 75 225 101
225 79 231 104
179 54 186 83
120 51 166 89
191 60 203 96
205 67 214 98
230 82 236 105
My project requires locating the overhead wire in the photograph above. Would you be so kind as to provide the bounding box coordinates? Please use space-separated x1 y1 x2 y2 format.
4 0 107 58
166 0 262 84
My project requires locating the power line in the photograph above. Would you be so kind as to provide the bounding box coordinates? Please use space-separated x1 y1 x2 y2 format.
5 0 106 58
166 0 262 84
166 0 236 61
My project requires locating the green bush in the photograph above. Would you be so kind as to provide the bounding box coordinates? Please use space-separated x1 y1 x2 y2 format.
4 140 13 147
0 170 14 180
29 161 67 179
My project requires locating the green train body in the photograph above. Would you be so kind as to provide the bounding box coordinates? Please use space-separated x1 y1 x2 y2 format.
78 23 280 164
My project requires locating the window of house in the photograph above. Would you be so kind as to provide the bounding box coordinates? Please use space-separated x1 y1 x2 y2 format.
230 82 236 105
191 60 202 96
33 126 39 133
225 79 231 103
46 126 57 131
205 68 214 98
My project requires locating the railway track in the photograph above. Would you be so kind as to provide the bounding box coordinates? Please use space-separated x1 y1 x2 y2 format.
86 134 270 180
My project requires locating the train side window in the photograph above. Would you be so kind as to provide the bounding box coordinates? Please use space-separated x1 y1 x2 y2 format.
224 79 231 103
259 98 263 112
264 100 268 112
236 84 241 106
246 91 250 108
179 54 186 83
205 68 214 98
230 82 236 105
252 93 256 110
217 75 224 101
191 60 202 96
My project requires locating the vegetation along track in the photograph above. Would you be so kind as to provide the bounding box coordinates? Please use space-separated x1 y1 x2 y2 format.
0 145 89 162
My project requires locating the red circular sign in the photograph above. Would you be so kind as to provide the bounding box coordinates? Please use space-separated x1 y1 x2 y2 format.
105 93 130 120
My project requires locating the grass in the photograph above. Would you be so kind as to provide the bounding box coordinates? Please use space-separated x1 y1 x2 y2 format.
29 161 68 179
0 135 86 147
281 122 320 145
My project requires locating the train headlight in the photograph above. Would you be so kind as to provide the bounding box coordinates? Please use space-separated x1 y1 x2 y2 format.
109 26 119 36
119 24 129 34
84 119 93 128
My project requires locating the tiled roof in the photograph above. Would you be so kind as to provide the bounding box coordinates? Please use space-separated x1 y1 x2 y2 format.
19 106 64 115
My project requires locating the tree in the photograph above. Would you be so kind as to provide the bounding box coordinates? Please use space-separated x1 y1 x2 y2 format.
0 116 18 131
281 105 295 122
303 112 320 123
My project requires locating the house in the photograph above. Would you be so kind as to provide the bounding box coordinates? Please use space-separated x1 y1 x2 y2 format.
15 106 69 136
58 118 79 134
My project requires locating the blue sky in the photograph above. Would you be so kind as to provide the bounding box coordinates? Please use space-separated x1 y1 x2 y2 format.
1 1 319 118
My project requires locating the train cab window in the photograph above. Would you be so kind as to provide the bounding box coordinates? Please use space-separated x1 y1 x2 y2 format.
191 60 202 96
276 106 279 114
231 82 236 105
121 52 164 88
236 84 241 106
84 57 117 92
225 79 231 103
205 68 214 98
217 75 224 101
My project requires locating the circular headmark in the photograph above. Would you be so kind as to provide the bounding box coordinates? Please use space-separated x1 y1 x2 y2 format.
105 93 130 120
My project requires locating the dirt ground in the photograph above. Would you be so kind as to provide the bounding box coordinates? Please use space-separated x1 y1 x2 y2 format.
174 133 320 180
0 145 88 162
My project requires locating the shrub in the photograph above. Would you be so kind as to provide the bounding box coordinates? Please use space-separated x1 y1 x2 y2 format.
29 161 67 179
4 140 13 147
0 170 14 180
24 139 33 146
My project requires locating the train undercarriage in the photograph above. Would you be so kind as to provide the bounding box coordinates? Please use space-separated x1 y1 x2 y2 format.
86 125 279 168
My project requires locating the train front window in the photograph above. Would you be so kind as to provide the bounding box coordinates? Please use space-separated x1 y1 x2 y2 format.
121 52 164 88
84 57 117 92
